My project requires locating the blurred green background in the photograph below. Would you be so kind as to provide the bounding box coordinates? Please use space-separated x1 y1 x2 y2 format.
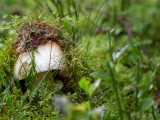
1 0 160 120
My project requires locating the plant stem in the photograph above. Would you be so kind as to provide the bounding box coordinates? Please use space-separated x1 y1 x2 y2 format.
152 106 157 120
135 61 140 111
51 0 64 18
71 0 79 20
108 62 124 120
107 33 124 120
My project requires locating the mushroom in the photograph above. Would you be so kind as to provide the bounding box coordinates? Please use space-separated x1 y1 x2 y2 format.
14 41 64 80
14 21 66 92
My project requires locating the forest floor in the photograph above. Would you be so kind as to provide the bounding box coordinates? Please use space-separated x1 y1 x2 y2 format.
0 0 160 120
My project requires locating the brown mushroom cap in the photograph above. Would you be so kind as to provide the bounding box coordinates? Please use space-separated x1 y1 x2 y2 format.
14 21 64 54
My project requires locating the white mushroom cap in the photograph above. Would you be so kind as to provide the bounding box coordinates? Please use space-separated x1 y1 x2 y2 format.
14 41 64 80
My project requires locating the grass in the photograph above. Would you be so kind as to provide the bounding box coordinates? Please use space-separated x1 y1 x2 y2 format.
0 0 160 120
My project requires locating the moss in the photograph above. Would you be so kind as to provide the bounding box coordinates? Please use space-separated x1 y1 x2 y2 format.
14 21 67 53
